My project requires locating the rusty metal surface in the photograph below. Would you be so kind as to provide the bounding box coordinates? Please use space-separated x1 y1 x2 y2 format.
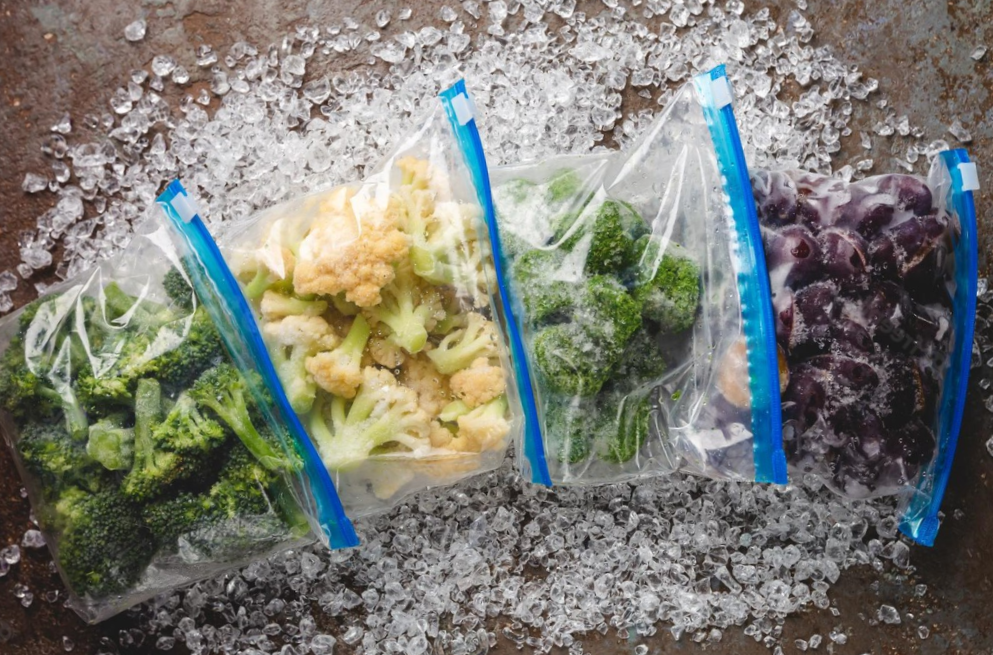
0 1 990 653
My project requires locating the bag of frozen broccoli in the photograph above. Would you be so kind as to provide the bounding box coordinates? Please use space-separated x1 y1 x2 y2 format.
489 66 787 486
0 208 355 623
750 151 979 545
181 80 524 517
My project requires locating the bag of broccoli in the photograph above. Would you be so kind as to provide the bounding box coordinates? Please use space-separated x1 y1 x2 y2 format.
0 211 355 623
489 66 787 486
750 151 979 545
169 80 524 518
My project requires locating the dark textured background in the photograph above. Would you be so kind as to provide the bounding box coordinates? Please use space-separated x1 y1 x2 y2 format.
0 1 990 653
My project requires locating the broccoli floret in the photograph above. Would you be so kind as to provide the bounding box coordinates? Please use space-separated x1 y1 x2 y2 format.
162 266 194 310
153 393 228 456
543 395 593 464
17 421 105 495
499 178 537 205
142 445 306 557
427 312 498 375
102 282 176 332
365 266 434 354
86 413 135 471
189 364 297 473
55 487 157 597
76 375 133 414
533 323 624 396
611 329 667 388
0 336 61 420
147 306 226 388
580 275 643 344
631 239 700 334
583 201 639 276
617 201 650 240
307 367 430 471
546 169 584 205
595 388 652 464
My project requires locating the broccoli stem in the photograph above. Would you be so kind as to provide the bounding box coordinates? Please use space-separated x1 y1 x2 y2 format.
103 283 175 329
133 378 163 471
200 386 288 472
38 385 89 441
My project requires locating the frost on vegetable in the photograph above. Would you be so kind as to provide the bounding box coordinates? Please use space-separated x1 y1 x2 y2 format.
236 157 516 503
495 169 701 475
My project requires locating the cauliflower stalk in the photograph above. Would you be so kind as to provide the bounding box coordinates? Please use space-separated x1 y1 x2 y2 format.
307 367 432 471
239 157 516 495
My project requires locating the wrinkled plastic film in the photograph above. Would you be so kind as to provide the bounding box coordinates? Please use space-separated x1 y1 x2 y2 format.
0 218 320 623
215 80 525 517
899 150 978 545
157 181 358 550
751 152 978 546
491 66 784 485
439 80 552 487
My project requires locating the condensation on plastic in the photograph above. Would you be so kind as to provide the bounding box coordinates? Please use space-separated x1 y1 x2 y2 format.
752 151 978 546
215 81 524 518
0 219 318 624
490 66 785 486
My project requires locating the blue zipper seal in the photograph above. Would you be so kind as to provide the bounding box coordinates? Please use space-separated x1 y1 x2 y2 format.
899 149 978 546
439 80 552 486
156 180 359 549
695 65 787 485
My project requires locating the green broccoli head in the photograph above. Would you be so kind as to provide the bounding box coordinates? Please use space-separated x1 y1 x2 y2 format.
77 375 133 414
18 421 106 496
610 329 667 389
162 266 194 311
143 306 226 389
55 487 157 597
543 395 593 464
579 275 643 344
632 238 700 334
500 178 537 205
546 169 584 205
595 388 653 464
533 323 624 396
583 201 639 276
0 337 61 420
153 393 228 456
522 281 575 326
512 249 563 287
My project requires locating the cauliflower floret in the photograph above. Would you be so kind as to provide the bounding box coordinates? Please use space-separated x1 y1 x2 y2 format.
369 336 405 369
293 187 409 307
456 396 511 452
304 315 372 399
428 420 454 448
262 315 339 351
449 357 507 409
400 354 453 417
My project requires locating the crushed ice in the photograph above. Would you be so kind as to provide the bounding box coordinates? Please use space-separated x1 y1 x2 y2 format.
5 0 990 652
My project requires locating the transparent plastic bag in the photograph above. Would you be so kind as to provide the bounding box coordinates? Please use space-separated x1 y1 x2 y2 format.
489 66 787 486
0 216 341 623
188 80 524 518
751 151 979 545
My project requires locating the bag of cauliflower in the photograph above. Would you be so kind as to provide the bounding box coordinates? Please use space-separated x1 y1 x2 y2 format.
161 80 523 519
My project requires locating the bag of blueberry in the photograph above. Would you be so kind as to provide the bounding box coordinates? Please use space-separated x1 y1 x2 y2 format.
752 150 979 545
489 66 788 487
0 210 355 623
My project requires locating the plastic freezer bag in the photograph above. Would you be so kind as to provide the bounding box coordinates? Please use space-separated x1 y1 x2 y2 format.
190 80 524 517
751 151 979 545
0 215 352 623
489 66 787 486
